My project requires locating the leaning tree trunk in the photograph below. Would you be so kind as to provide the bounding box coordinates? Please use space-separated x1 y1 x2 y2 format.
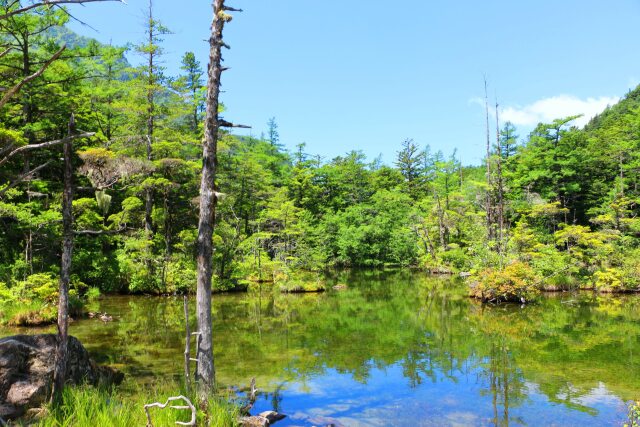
51 115 76 403
195 0 234 397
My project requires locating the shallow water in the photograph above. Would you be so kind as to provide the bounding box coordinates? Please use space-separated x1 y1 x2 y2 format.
2 270 639 426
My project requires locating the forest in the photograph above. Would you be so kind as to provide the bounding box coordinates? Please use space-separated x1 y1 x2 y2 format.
1 1 639 426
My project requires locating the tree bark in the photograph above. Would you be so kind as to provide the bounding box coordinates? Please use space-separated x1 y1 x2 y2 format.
51 115 76 403
195 0 233 396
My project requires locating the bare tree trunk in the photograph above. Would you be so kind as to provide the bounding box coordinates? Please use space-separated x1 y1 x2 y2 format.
434 192 446 249
144 0 155 239
51 115 76 403
484 77 494 240
495 101 505 259
195 0 235 397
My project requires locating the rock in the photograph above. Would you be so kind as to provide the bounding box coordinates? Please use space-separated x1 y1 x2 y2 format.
459 272 472 278
239 415 270 427
259 410 286 424
0 403 23 420
332 284 347 291
0 334 124 420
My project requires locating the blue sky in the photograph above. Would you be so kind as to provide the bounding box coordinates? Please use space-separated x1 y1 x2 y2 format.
67 0 640 165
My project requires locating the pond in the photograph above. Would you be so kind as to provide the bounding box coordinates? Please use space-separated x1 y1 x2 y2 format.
2 270 639 426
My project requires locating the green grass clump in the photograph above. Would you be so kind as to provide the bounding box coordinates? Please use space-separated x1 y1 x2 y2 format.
37 384 239 427
1 300 57 327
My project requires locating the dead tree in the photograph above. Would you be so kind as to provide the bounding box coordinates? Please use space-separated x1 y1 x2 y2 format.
143 0 158 238
51 115 78 403
195 0 245 397
495 101 505 258
484 77 494 241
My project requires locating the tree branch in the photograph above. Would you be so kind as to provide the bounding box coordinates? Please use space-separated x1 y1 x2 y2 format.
0 160 51 198
0 45 66 109
0 131 94 168
0 0 126 20
0 47 12 60
74 226 130 236
218 119 250 129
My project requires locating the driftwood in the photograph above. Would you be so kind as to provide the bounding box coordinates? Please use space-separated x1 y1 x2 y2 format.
144 395 196 427
240 378 258 414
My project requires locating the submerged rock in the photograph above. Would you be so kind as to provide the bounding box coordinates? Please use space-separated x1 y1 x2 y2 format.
259 410 286 424
0 334 124 419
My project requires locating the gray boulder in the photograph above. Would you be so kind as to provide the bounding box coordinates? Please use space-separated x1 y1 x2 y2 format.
0 334 124 420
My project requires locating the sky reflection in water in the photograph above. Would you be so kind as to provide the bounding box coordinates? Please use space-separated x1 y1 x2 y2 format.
2 270 637 426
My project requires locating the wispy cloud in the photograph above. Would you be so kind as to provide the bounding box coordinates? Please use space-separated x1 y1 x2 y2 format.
500 95 619 128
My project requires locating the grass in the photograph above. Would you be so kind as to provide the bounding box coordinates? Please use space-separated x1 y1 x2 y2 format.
35 383 240 427
0 300 57 327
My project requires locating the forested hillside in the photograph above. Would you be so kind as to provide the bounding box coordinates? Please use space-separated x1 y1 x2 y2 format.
1 5 640 325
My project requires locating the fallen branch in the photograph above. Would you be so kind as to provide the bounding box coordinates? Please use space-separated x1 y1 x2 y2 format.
143 395 196 427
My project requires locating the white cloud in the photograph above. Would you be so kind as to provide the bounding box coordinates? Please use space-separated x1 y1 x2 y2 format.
500 95 619 128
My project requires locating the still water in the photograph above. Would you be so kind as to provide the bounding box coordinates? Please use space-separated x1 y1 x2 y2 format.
4 271 639 426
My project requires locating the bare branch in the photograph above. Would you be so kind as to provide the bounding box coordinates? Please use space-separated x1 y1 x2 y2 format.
0 0 125 20
143 395 196 427
218 119 250 129
222 6 242 12
74 226 130 236
0 131 95 168
0 160 51 198
0 45 66 109
53 4 99 32
0 47 12 60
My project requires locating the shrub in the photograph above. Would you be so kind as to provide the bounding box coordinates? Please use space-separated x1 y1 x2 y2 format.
626 401 640 427
593 268 623 292
470 261 539 303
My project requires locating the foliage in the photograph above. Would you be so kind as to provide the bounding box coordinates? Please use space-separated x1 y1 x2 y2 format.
626 401 640 427
470 261 540 303
1 6 640 304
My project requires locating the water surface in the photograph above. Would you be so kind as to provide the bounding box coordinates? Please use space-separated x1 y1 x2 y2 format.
2 271 638 426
